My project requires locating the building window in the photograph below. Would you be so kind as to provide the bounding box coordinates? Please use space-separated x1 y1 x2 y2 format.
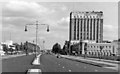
93 19 96 40
106 46 107 48
109 46 111 48
77 19 79 40
74 18 76 40
87 37 89 40
81 19 83 32
87 19 89 32
97 46 99 48
90 19 92 40
84 19 86 32
96 19 99 43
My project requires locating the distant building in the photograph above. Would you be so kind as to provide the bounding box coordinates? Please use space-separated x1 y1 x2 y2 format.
70 40 119 56
68 11 119 57
86 42 118 56
69 11 103 43
102 40 112 43
1 40 15 50
0 43 3 50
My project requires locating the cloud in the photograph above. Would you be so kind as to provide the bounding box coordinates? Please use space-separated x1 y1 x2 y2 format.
58 17 69 24
103 24 118 40
56 17 69 29
3 1 54 18
2 24 20 32
103 24 118 32
61 5 67 11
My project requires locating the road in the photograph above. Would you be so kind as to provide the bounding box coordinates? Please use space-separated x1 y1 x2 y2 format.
2 53 119 74
39 54 118 72
2 54 36 74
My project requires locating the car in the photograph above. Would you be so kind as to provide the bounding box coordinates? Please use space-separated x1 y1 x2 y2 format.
56 54 61 58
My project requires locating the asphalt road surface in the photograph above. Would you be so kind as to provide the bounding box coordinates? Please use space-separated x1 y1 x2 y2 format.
2 53 119 74
2 54 36 74
39 54 118 72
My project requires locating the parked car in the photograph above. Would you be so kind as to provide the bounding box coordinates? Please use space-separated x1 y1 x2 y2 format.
56 54 61 58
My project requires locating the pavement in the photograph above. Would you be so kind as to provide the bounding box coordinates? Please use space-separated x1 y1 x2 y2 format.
1 53 34 60
86 57 120 64
60 55 119 71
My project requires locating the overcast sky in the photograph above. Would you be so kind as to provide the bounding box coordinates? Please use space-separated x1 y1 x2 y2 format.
1 1 118 49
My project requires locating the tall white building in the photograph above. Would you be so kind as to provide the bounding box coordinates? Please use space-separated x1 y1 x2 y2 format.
69 11 103 43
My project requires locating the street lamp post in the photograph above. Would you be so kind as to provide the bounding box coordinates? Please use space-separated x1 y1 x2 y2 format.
43 40 45 50
24 21 49 57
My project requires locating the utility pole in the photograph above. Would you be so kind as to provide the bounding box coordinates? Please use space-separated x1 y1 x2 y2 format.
24 21 49 57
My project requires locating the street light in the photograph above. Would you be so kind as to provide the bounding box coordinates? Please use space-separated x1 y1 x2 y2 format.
24 21 50 57
47 25 49 32
24 25 27 32
43 40 45 50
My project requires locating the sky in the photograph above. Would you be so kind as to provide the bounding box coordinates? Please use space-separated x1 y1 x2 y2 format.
0 1 118 49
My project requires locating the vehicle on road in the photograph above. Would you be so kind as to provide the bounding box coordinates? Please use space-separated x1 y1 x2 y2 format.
56 54 61 58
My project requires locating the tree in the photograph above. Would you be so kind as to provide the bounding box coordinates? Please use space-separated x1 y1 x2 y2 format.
118 39 120 42
62 45 67 55
13 43 20 51
24 41 28 55
9 46 13 55
52 43 61 54
62 41 70 55
2 44 8 54
20 42 24 51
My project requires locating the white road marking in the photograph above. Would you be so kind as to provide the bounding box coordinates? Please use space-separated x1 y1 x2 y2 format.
68 70 72 72
32 54 41 65
27 69 41 74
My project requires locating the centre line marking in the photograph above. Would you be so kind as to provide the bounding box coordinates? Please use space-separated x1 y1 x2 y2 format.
27 69 41 74
68 70 72 72
32 54 41 65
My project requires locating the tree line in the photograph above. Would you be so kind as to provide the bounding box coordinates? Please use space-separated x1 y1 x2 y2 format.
51 41 70 55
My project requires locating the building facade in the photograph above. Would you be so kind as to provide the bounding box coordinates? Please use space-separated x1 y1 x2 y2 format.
69 11 103 43
86 42 118 56
70 40 119 56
